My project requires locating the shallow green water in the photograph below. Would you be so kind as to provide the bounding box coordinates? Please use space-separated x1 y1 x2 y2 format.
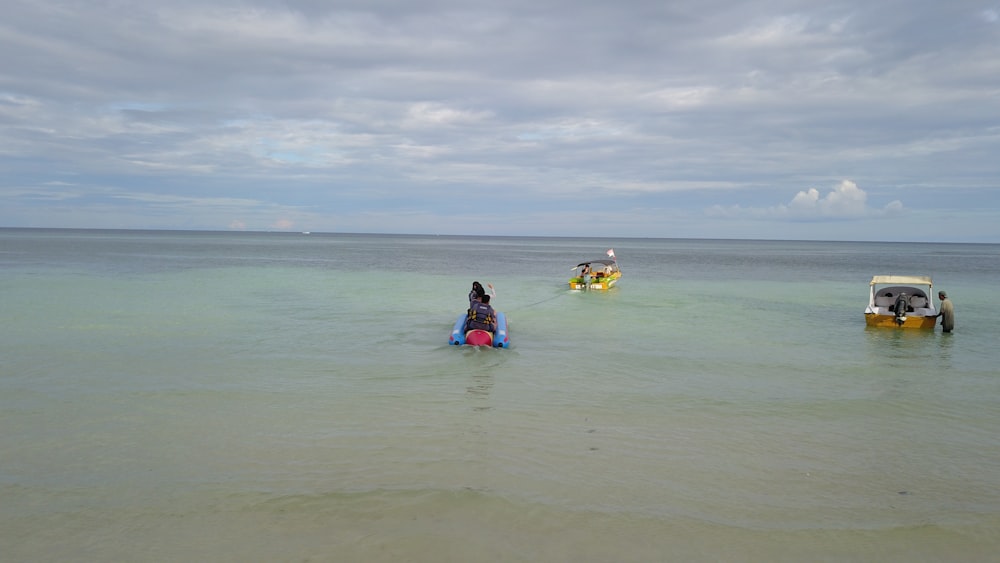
2 229 999 561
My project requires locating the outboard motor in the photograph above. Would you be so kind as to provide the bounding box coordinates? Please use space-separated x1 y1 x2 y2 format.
894 292 908 325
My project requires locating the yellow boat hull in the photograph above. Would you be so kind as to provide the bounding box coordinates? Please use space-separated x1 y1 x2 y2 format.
569 272 621 291
864 313 936 329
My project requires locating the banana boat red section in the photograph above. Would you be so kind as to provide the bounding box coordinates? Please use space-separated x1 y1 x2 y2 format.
449 312 509 348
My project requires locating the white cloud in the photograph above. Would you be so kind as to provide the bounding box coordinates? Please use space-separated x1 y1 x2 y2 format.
790 180 867 217
707 180 904 220
718 15 814 48
403 102 494 128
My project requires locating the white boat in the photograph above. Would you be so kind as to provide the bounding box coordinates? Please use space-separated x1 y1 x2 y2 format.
864 275 937 328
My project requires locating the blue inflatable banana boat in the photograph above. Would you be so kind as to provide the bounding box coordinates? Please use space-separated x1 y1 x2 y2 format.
449 311 509 348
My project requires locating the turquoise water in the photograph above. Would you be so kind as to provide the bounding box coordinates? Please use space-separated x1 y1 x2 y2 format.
2 229 999 561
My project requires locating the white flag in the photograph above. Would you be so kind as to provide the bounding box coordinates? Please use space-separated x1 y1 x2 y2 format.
606 248 615 258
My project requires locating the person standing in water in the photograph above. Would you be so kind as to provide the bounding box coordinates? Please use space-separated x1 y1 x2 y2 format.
935 290 955 333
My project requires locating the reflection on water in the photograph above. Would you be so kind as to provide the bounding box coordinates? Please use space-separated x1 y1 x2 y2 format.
935 329 955 364
863 325 956 377
461 346 506 411
467 373 494 411
864 326 938 357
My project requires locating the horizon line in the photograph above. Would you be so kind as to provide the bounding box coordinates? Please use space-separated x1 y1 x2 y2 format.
1 226 993 245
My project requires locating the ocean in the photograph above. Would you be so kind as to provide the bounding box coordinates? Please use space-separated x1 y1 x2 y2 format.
2 228 998 562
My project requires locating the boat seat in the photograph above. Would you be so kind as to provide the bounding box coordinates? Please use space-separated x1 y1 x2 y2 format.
874 296 894 307
909 296 927 308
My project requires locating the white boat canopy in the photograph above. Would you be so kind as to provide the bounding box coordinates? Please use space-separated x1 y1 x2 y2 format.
869 275 932 286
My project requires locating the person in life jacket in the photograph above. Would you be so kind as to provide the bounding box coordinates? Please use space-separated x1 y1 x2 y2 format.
466 294 497 333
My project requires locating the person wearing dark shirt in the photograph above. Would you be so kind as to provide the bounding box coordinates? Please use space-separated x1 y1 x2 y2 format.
469 281 486 307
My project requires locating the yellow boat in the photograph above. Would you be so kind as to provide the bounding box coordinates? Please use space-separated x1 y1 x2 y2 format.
864 275 937 328
569 258 621 291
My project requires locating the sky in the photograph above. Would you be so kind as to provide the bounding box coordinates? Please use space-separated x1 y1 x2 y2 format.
2 0 999 242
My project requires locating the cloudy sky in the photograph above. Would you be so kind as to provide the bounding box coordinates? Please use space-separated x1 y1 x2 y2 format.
2 0 998 241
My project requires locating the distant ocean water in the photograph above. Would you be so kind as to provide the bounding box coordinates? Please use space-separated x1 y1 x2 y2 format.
2 228 999 562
